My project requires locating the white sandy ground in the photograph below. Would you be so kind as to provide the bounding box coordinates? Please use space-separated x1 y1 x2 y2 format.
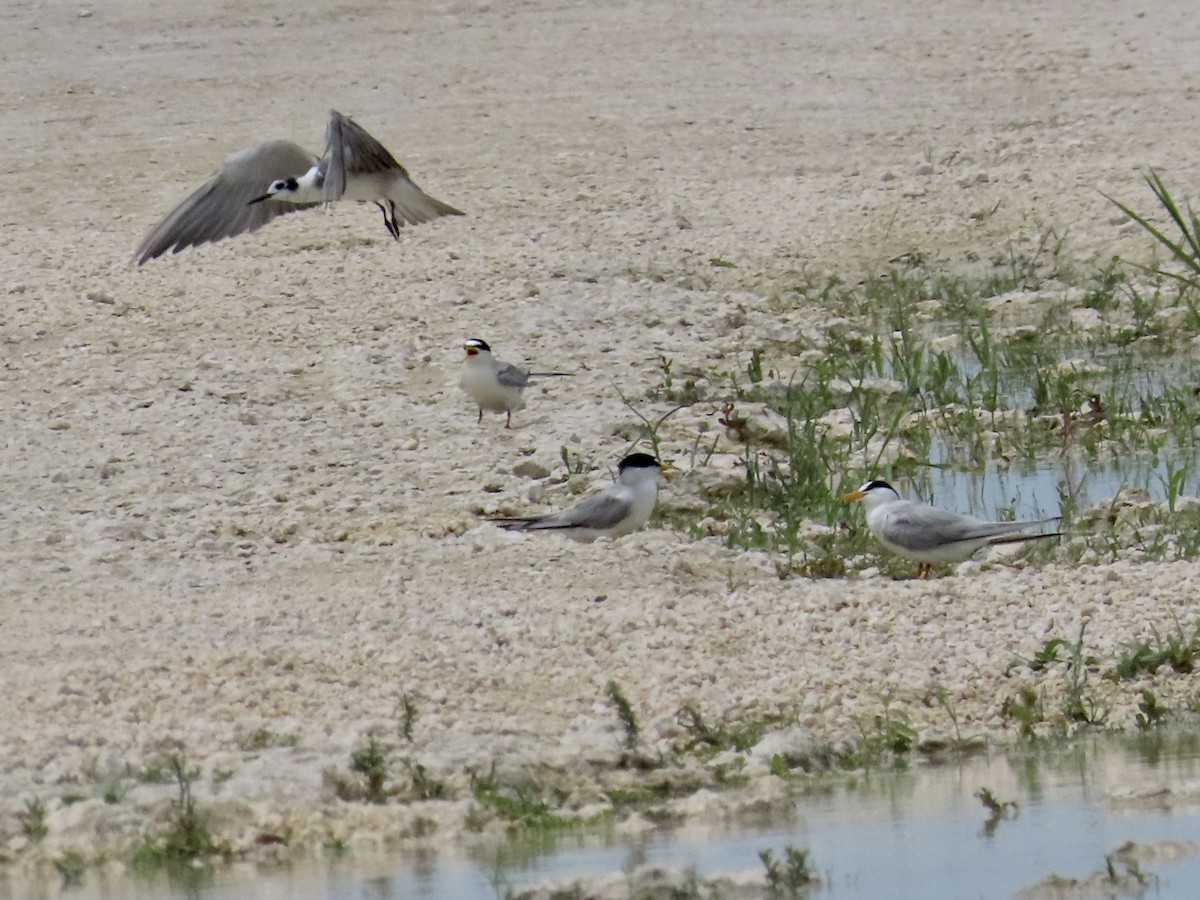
4 0 1200 885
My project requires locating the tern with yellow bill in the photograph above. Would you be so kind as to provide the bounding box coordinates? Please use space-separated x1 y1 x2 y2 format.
459 338 571 428
842 479 1061 577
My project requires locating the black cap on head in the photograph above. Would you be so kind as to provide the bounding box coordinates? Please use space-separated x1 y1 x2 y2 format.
862 479 894 492
464 337 491 351
619 452 661 472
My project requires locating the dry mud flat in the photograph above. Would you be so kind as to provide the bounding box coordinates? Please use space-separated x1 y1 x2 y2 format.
3 0 1200 884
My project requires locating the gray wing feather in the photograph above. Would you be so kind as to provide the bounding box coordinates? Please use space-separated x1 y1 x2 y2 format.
880 503 1053 553
323 109 405 199
135 141 318 264
495 363 531 388
323 109 465 221
523 492 632 532
384 178 466 224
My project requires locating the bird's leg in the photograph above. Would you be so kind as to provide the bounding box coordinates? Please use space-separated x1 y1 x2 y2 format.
374 201 400 239
918 563 932 579
477 407 483 424
387 200 400 239
505 410 512 429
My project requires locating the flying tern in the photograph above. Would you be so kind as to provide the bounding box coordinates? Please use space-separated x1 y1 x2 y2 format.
135 109 462 264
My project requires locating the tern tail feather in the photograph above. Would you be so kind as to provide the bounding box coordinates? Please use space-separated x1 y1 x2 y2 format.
985 531 1063 547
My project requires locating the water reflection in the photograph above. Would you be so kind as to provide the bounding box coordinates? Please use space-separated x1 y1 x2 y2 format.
909 444 1181 523
10 731 1200 900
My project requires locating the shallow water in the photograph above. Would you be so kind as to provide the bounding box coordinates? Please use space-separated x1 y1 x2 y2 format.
922 452 1171 522
902 429 1195 524
19 731 1200 900
890 335 1200 522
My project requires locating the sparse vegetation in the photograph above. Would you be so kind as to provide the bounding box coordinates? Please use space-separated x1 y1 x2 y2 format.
1059 623 1107 727
237 727 302 751
324 736 393 804
398 692 420 743
1003 625 1113 735
605 680 641 752
54 850 87 887
1112 622 1200 680
1134 689 1169 731
130 753 222 870
976 787 1019 837
677 704 767 758
350 738 390 803
760 845 817 897
18 798 48 842
99 774 129 805
847 695 918 767
401 758 446 800
469 766 571 831
324 735 448 804
1106 170 1200 291
1002 685 1044 739
1009 637 1072 675
638 243 1200 574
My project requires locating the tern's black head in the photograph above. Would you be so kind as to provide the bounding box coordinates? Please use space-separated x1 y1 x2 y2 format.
842 478 899 503
249 177 301 205
618 453 662 472
463 337 492 356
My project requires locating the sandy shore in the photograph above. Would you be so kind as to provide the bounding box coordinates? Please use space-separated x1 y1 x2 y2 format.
3 0 1200 879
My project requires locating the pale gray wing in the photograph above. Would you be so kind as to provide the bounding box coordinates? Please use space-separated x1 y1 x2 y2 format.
879 503 1047 553
322 109 465 222
322 110 404 199
135 141 318 264
525 490 633 532
495 362 531 389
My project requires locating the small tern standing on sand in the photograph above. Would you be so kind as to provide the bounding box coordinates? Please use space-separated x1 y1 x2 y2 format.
135 109 462 264
459 338 571 428
491 453 670 542
842 479 1062 577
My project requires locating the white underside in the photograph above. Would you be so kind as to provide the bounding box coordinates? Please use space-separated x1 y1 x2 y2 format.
275 169 409 205
460 358 525 414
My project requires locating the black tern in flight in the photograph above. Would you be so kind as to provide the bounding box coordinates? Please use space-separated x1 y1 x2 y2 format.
135 109 462 264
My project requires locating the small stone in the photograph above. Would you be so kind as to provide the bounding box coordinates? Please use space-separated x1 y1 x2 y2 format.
512 460 551 480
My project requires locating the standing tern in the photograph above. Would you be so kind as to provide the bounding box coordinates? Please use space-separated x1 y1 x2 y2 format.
134 109 463 264
491 453 670 542
459 338 572 428
842 479 1062 577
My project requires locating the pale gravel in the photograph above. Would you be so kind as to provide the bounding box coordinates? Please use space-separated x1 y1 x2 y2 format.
3 0 1200 878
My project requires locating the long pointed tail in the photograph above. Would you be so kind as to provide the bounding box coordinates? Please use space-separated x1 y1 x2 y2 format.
488 517 538 531
987 531 1063 547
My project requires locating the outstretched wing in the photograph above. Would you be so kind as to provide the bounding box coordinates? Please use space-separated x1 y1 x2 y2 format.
322 110 405 200
322 109 464 223
135 140 318 264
